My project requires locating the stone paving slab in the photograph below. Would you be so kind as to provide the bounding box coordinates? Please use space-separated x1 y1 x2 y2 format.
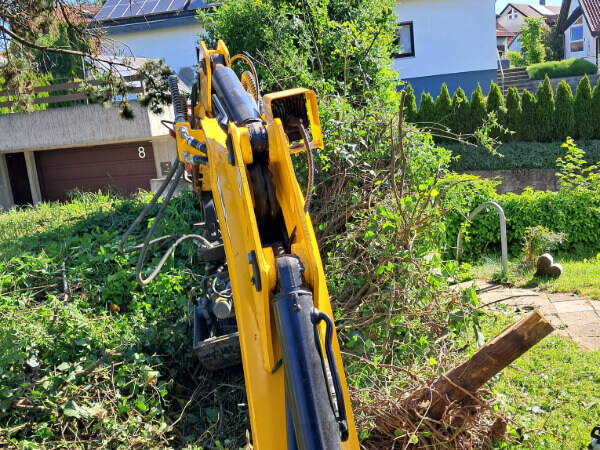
553 299 594 314
471 281 600 350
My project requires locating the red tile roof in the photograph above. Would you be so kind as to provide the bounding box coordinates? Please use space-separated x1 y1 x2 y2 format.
497 24 517 37
509 3 561 20
580 0 600 34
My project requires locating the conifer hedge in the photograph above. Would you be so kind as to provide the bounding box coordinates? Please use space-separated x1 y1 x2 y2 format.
406 75 600 143
535 76 555 143
554 80 574 141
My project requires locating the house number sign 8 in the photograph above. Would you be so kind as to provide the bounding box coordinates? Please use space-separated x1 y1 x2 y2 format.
138 146 146 159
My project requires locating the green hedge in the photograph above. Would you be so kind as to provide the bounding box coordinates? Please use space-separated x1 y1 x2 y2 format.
406 75 600 144
444 184 600 260
446 140 600 172
526 58 598 81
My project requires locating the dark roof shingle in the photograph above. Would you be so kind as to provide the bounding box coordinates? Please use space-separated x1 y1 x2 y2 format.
580 0 600 33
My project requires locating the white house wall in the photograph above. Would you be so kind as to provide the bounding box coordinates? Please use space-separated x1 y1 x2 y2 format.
497 8 526 33
564 16 597 64
394 0 497 98
107 23 205 83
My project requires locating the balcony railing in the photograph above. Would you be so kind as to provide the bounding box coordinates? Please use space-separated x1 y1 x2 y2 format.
0 75 144 110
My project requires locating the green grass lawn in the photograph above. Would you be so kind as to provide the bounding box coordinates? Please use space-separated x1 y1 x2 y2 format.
482 312 600 449
474 255 600 299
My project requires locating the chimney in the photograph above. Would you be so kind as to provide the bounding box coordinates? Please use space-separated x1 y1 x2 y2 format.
540 0 546 4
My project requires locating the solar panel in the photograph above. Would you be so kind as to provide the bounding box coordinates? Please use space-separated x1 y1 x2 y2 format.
168 0 187 12
186 1 207 10
94 0 207 21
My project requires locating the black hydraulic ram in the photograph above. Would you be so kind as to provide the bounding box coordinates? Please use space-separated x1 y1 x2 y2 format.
272 255 343 450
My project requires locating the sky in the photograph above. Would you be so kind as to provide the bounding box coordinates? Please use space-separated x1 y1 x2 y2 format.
495 0 562 14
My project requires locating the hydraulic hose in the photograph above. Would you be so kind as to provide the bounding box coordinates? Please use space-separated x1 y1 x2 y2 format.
289 118 315 213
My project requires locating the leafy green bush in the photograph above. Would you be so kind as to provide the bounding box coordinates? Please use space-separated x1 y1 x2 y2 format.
574 75 595 140
446 141 600 259
469 84 487 134
522 225 567 263
520 89 538 141
526 58 598 80
504 87 521 142
535 76 555 142
507 51 525 68
554 80 574 141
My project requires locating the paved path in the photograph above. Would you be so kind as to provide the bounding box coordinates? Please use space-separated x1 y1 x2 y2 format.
463 280 600 350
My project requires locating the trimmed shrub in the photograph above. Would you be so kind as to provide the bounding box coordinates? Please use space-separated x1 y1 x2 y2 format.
592 78 600 139
469 85 487 134
486 82 505 114
526 58 598 80
450 87 470 135
520 89 538 141
504 87 521 141
404 84 418 123
487 82 506 139
434 83 453 124
535 75 555 142
434 83 453 141
417 92 436 127
554 80 574 141
574 75 595 140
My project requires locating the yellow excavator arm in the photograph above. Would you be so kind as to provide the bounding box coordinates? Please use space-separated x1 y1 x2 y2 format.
141 40 358 448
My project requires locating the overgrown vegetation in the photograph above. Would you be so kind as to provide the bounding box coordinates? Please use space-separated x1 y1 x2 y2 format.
0 192 255 447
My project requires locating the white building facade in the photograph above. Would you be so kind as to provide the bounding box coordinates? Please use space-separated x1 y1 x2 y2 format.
558 0 600 67
393 0 497 98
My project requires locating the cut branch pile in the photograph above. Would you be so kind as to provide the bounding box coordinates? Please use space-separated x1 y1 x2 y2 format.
354 311 554 449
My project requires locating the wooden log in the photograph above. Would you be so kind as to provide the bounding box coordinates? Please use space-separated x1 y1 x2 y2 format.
427 310 554 420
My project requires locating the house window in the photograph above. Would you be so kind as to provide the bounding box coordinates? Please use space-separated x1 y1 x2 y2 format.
394 22 415 58
570 18 584 53
508 8 518 19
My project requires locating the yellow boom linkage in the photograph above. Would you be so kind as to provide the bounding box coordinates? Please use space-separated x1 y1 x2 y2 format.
173 41 358 449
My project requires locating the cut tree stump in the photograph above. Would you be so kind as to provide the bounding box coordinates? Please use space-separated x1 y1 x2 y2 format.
426 310 554 420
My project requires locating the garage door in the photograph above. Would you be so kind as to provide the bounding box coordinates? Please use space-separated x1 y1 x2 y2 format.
36 142 156 202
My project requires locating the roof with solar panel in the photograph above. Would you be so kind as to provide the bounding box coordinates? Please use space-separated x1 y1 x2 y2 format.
92 0 212 28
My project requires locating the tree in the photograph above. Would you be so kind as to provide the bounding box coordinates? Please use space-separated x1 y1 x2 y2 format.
574 75 594 140
535 75 555 142
591 78 600 139
504 87 521 141
520 17 547 65
404 84 418 123
417 92 436 129
554 80 574 141
487 82 506 139
469 85 487 134
542 23 564 62
0 1 171 117
450 87 470 135
200 0 398 102
520 89 538 141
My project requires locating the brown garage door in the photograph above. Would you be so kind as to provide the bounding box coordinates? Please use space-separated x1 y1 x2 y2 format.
36 142 157 202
